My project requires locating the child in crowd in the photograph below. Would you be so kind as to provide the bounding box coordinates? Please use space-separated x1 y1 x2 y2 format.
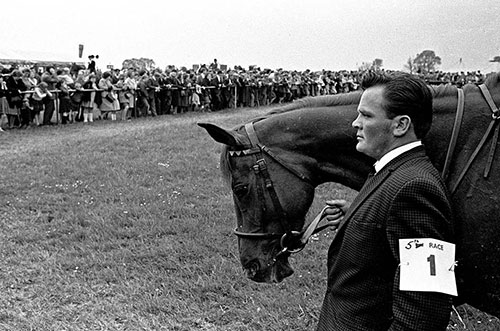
116 74 130 121
81 74 98 123
31 82 52 126
0 75 8 131
123 70 137 119
192 84 202 111
70 82 83 122
56 80 71 124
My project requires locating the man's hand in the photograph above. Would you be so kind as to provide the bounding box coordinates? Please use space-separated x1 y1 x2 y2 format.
323 199 348 230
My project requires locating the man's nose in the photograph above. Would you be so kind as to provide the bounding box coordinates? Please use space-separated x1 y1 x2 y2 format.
352 114 361 129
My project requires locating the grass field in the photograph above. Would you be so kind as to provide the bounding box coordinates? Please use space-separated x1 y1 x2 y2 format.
1 107 499 330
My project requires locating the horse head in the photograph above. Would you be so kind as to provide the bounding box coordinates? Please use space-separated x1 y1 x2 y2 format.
199 97 372 283
199 121 317 282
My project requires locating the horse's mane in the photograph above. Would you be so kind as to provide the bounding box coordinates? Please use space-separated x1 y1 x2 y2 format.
244 92 363 125
222 93 364 186
431 71 500 97
268 92 362 115
430 83 457 98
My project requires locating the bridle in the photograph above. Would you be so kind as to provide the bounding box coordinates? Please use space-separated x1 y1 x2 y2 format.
231 122 317 255
442 83 500 194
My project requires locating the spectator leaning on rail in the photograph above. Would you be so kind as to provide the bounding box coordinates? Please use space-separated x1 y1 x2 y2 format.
146 71 160 117
20 68 36 128
31 81 52 126
5 70 26 129
57 67 75 88
124 70 138 119
168 71 182 114
98 71 120 121
56 80 71 124
177 71 190 113
0 74 9 131
40 67 58 126
81 73 98 123
136 70 150 117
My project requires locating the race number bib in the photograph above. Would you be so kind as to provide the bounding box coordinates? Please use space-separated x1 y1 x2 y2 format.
399 238 457 296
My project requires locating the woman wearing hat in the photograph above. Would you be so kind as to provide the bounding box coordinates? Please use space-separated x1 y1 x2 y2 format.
31 81 52 126
98 71 120 120
5 70 27 129
0 74 8 131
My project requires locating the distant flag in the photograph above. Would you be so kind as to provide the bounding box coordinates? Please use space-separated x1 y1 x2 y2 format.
459 58 462 64
78 44 84 58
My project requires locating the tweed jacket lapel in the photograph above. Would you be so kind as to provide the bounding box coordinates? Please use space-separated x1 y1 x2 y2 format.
336 146 426 235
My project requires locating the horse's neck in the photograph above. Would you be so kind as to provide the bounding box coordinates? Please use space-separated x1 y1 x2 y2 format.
424 85 460 171
255 76 500 191
257 106 372 190
425 83 494 174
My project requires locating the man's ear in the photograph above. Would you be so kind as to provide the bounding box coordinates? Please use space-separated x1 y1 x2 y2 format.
393 115 412 137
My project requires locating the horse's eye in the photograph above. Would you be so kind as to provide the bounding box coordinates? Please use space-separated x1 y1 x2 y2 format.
233 184 249 198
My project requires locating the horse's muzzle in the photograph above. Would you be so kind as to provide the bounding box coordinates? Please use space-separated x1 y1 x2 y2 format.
243 255 294 283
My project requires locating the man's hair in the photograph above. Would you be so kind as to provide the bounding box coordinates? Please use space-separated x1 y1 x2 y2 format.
360 71 433 138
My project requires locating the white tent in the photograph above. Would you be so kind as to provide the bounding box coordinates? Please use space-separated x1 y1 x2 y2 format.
485 61 500 74
0 49 84 67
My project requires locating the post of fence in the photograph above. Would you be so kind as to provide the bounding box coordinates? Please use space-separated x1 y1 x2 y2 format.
54 91 59 124
234 85 237 109
133 89 137 118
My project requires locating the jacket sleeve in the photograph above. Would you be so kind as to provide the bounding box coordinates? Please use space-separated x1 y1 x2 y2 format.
386 177 454 331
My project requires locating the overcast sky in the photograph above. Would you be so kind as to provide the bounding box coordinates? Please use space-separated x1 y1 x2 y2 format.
1 0 499 72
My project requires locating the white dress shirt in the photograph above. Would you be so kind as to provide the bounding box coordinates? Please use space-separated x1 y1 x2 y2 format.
373 141 422 174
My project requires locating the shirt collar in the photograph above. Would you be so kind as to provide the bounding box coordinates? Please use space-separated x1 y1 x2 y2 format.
373 141 422 173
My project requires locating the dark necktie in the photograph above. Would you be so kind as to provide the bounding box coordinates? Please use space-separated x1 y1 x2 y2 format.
368 165 376 178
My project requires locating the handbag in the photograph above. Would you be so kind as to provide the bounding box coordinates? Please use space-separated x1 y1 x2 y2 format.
105 93 116 103
10 95 22 102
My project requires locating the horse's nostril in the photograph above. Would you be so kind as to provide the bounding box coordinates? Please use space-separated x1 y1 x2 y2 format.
245 261 260 279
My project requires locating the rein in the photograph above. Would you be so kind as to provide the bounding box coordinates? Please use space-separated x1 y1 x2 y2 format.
443 84 500 195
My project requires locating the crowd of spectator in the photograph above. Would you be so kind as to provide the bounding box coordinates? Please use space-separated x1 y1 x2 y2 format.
0 59 488 132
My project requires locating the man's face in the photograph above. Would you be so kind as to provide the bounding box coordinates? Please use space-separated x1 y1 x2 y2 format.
352 86 395 160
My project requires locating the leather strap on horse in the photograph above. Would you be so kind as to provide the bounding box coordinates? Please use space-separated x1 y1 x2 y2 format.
244 122 333 250
232 122 318 253
244 123 312 185
245 122 261 146
485 124 500 178
479 84 500 116
442 88 464 182
233 123 299 248
450 84 500 194
259 145 311 183
479 84 500 178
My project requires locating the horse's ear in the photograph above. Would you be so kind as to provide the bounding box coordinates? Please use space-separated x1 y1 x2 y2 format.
198 123 245 147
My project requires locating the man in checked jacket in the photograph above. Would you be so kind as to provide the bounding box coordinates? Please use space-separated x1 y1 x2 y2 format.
317 72 455 331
